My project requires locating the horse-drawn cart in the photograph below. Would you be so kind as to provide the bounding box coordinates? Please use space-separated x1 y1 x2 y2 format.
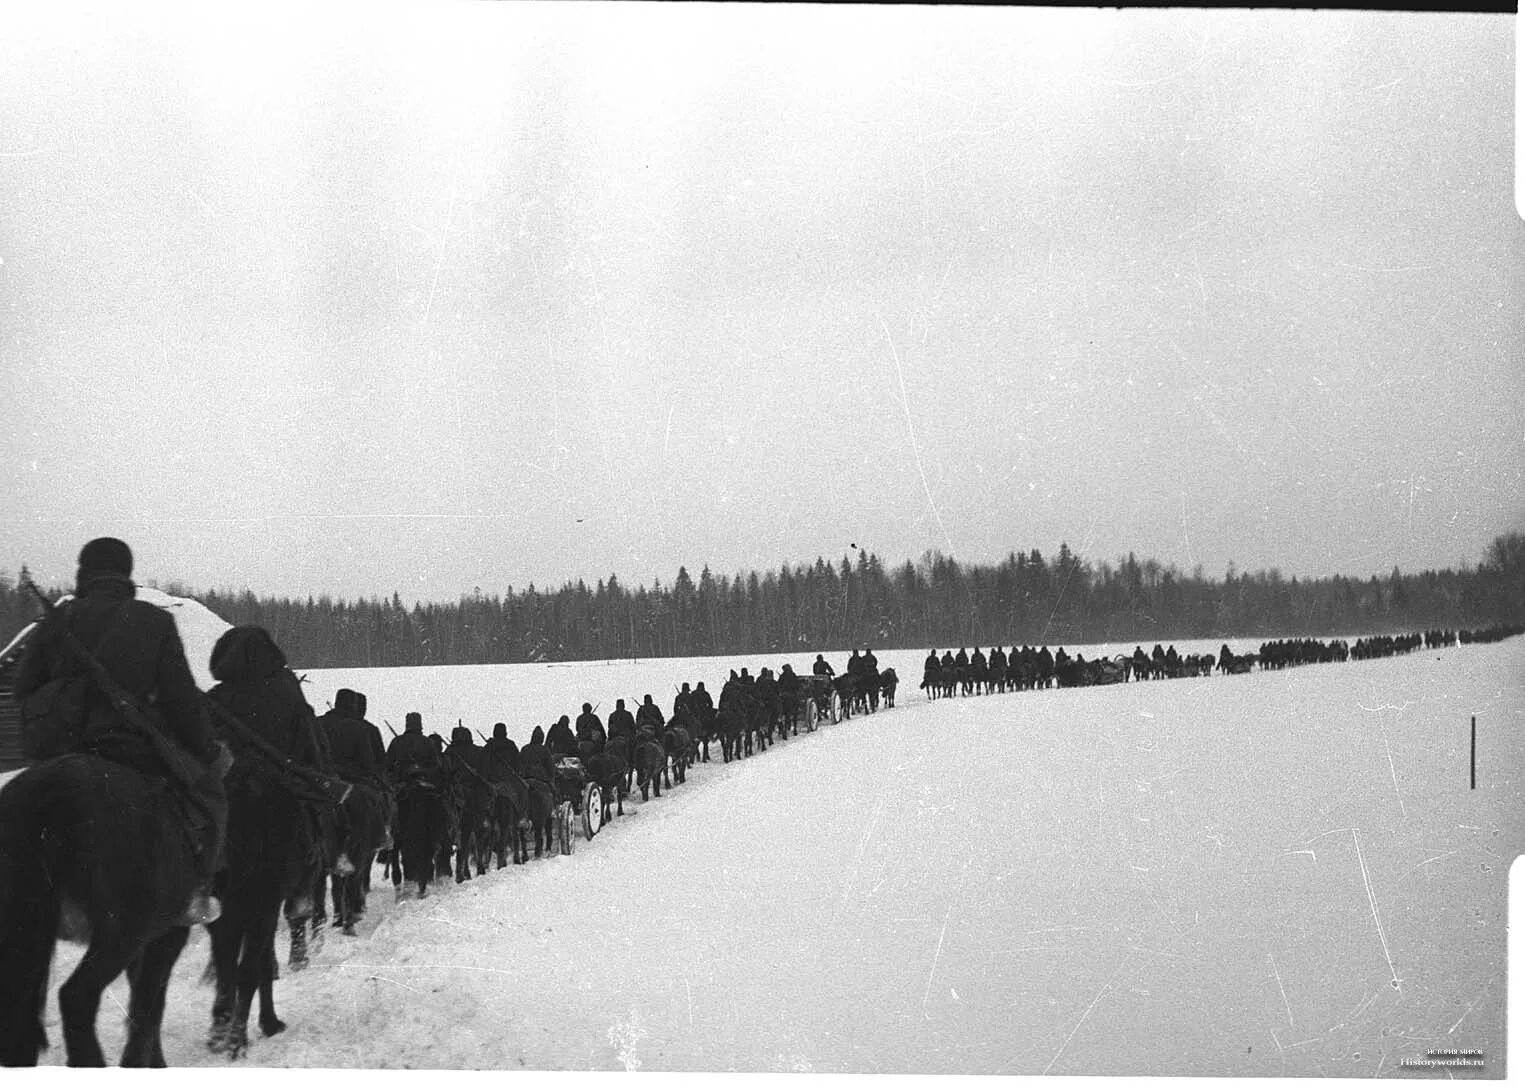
799 674 838 727
553 756 605 844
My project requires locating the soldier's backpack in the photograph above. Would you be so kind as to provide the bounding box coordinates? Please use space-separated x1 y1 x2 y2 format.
18 603 129 761
19 673 94 759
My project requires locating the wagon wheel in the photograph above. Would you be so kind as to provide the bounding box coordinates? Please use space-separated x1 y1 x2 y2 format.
582 782 603 839
831 692 842 724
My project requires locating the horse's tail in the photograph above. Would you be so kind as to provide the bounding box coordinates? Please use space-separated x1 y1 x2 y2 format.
0 769 64 1066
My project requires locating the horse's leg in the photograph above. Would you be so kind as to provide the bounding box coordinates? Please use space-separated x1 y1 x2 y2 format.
339 875 359 936
0 877 55 1067
329 872 346 929
221 903 270 1059
309 868 328 956
355 851 374 917
286 894 310 973
120 926 188 1068
251 902 286 1039
207 914 240 1052
58 927 141 1067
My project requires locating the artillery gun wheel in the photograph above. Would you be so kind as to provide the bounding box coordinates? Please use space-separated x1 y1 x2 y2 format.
583 783 603 839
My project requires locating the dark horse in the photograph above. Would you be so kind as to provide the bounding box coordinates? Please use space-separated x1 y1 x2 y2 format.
633 731 668 800
715 705 747 763
329 782 388 931
206 764 317 1058
517 776 557 859
0 755 200 1067
392 770 450 900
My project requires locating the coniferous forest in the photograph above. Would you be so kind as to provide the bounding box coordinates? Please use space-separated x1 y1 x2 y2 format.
2 534 1522 670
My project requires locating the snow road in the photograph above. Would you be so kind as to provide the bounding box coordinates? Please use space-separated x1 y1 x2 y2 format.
25 637 1525 1074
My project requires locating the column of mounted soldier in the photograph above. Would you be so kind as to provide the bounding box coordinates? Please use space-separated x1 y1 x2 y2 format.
0 539 912 1066
1 537 1509 1068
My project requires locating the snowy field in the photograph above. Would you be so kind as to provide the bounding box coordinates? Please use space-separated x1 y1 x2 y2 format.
13 634 1525 1075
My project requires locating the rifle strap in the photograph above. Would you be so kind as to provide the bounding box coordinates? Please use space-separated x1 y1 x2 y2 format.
44 601 204 794
205 697 348 805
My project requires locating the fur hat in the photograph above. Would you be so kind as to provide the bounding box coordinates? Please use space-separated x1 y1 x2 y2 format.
78 537 133 577
405 711 423 732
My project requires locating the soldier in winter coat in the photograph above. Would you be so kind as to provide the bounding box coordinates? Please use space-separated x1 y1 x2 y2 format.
206 626 325 771
386 712 440 780
353 692 387 781
607 699 637 744
546 714 578 757
14 537 232 925
482 722 521 780
519 725 557 785
575 703 606 749
635 694 665 735
319 689 384 785
672 683 693 723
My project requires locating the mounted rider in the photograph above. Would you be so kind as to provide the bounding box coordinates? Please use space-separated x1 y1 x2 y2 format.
318 689 384 786
575 702 606 754
482 722 521 780
386 711 441 786
518 724 557 787
13 537 233 926
545 713 579 757
635 694 665 738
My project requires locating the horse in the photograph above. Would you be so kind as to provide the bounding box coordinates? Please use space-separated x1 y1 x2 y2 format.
0 755 202 1067
605 729 638 796
880 667 899 708
966 657 987 698
516 776 557 860
921 658 942 700
633 731 668 800
664 726 693 784
484 771 528 866
716 706 747 763
442 759 493 884
584 749 627 823
832 673 858 720
862 669 881 713
290 804 336 971
206 763 318 1058
691 704 718 761
743 701 773 756
392 770 450 900
328 782 388 930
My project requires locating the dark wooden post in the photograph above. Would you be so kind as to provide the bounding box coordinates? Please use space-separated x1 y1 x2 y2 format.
1470 716 1476 790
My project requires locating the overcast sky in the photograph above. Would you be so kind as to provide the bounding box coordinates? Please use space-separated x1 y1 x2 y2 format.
1 3 1519 603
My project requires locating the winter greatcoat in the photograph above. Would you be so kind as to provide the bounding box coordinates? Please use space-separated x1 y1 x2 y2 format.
387 717 441 779
318 697 383 784
206 626 324 774
519 726 557 785
16 573 220 773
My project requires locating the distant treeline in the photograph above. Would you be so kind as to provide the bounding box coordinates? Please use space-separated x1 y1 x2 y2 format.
2 533 1522 671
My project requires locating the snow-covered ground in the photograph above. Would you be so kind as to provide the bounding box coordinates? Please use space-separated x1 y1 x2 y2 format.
21 636 1525 1074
